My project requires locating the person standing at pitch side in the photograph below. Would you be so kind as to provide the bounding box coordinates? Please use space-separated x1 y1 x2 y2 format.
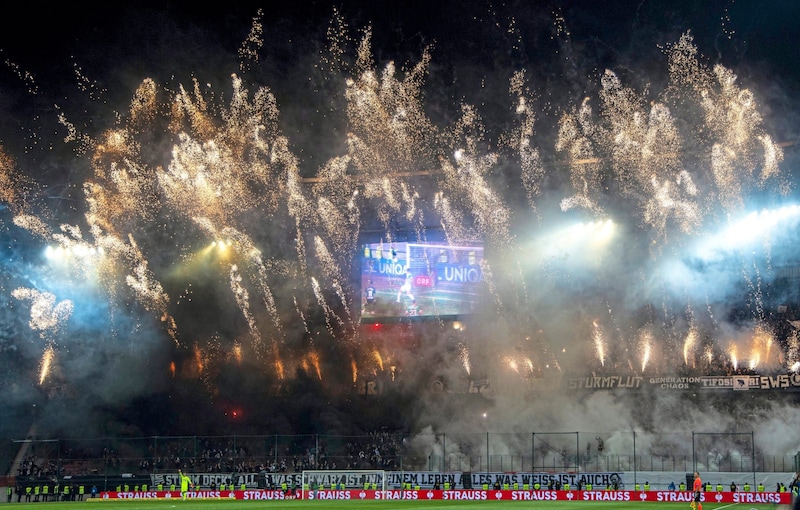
178 469 194 501
690 472 703 510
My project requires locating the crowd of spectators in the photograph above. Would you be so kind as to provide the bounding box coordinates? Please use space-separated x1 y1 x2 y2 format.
14 431 405 479
16 455 59 479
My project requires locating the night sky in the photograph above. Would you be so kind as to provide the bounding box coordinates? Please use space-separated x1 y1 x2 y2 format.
1 1 800 462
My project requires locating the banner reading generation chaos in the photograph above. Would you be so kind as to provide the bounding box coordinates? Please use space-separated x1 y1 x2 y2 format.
566 373 800 391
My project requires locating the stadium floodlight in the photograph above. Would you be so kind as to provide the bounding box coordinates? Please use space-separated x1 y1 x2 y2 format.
528 217 617 269
694 203 800 260
301 469 386 499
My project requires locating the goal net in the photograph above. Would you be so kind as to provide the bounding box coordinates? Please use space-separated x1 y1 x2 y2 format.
300 470 386 499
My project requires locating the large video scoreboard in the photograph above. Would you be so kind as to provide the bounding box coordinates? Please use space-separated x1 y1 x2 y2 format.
359 240 484 320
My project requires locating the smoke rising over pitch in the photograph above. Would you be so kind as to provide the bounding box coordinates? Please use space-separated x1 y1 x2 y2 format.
0 2 799 455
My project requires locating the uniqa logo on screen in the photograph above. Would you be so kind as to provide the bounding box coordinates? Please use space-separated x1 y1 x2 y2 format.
436 264 482 283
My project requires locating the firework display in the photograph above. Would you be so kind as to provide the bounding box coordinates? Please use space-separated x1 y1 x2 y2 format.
0 3 798 452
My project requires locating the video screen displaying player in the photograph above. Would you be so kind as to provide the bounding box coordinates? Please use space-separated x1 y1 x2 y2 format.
360 240 483 319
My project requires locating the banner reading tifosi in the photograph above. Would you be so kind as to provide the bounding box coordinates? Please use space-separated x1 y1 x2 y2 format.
99 489 792 504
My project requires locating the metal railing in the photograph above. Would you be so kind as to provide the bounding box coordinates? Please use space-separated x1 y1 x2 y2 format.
7 431 795 480
422 453 795 473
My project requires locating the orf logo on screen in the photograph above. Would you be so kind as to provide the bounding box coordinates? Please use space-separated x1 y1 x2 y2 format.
414 275 433 287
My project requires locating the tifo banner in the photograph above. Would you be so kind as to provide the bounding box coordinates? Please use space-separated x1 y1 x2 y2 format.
149 472 261 488
361 373 800 395
149 471 627 489
390 471 625 488
99 489 792 504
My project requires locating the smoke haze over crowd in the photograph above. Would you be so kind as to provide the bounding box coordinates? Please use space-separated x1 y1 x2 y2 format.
1 1 799 464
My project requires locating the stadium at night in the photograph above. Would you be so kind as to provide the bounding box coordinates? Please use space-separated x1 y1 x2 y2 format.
0 1 799 502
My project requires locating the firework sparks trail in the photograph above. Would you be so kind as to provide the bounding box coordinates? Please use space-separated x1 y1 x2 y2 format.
223 226 288 372
231 342 243 364
228 264 262 353
509 70 545 215
194 344 205 374
683 328 698 367
749 325 776 370
313 236 354 328
458 343 471 375
310 277 337 336
233 231 284 332
293 296 311 335
39 345 55 386
729 344 739 370
372 348 384 371
592 321 606 367
306 350 323 380
639 330 653 372
505 355 519 374
703 345 713 366
787 333 800 373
